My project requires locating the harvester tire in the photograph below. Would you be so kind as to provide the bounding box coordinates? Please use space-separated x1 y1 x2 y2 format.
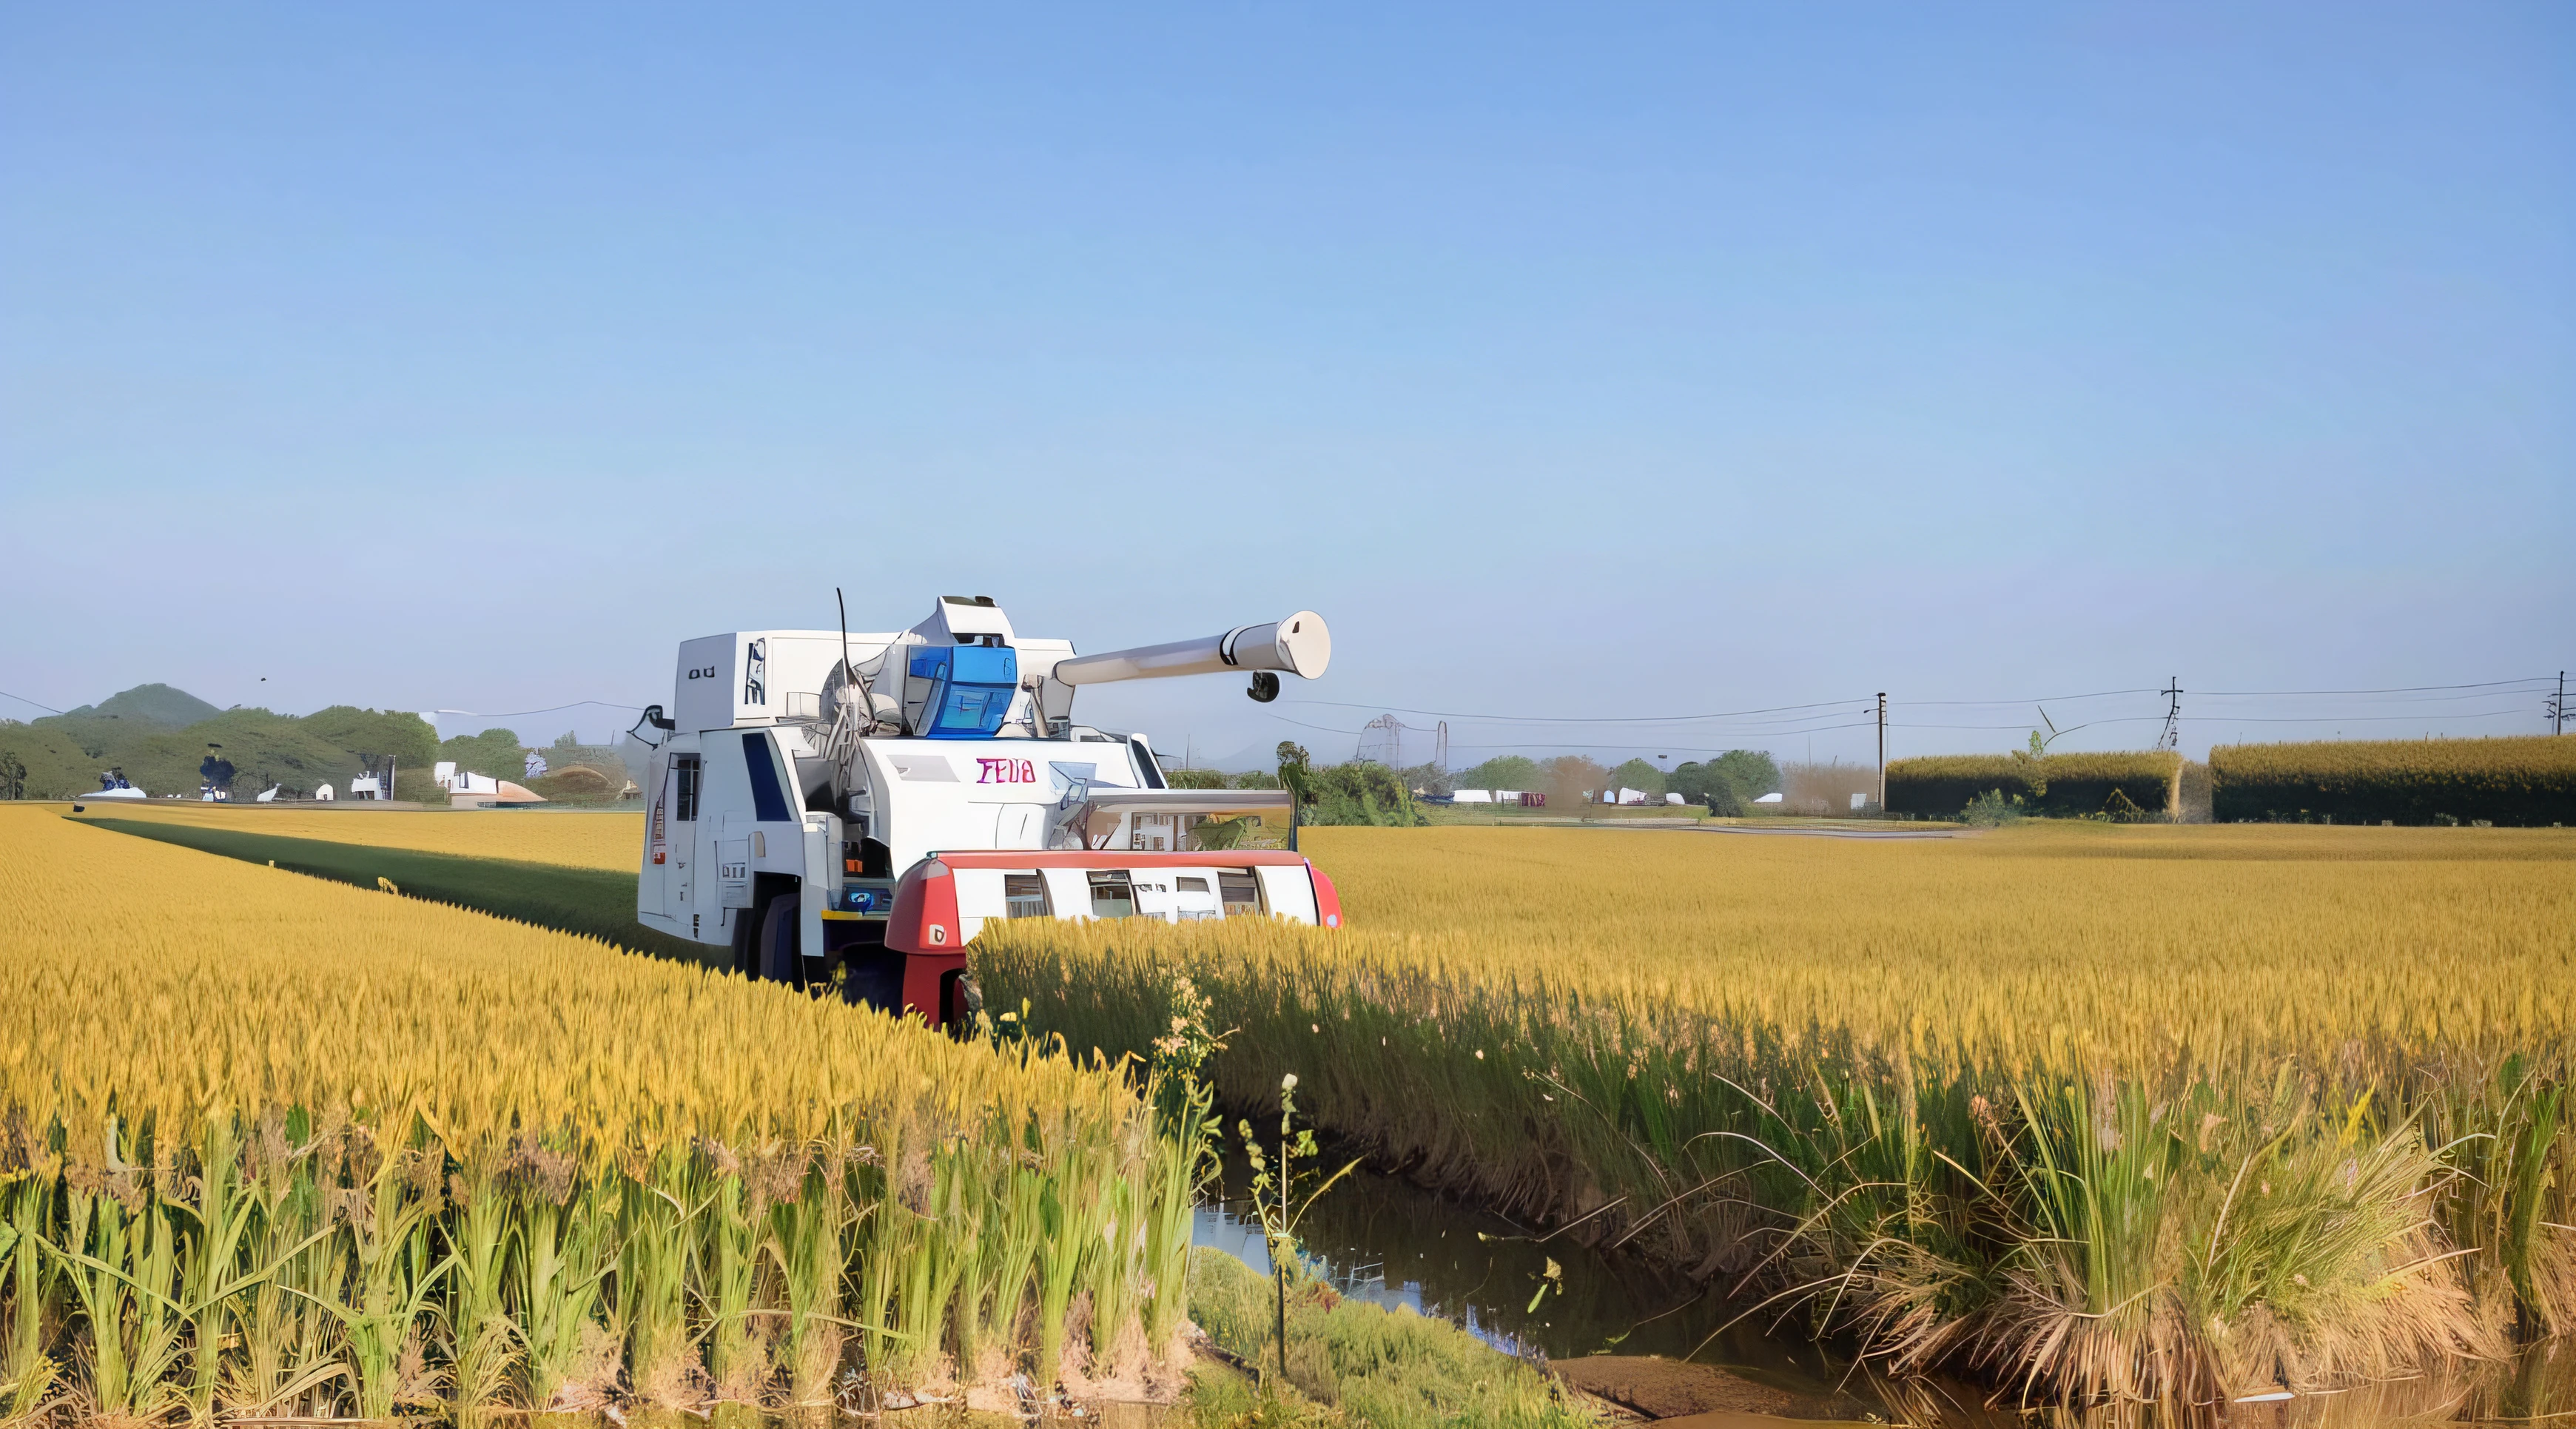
756 892 801 988
841 950 903 1015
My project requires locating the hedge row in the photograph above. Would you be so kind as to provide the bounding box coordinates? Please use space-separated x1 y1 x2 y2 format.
1886 751 2182 819
2210 734 2576 826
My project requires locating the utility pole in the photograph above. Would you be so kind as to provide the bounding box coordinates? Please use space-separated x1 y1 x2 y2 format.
1875 692 1887 810
2552 671 2566 736
2158 677 2183 752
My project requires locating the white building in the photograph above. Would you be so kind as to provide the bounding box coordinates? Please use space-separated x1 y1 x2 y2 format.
434 761 545 807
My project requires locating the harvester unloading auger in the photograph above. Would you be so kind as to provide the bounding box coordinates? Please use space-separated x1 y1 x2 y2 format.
629 596 1337 1026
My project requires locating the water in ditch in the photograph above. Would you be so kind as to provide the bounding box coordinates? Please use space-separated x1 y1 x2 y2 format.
1192 1149 2576 1427
1193 1146 1933 1422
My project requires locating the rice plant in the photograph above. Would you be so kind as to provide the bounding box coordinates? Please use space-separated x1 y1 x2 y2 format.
974 822 2576 1410
0 806 1197 1419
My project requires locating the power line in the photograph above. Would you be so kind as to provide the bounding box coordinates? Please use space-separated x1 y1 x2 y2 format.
1896 708 2539 730
431 701 644 720
2193 677 2555 696
1282 696 1873 724
0 689 64 715
1901 687 2159 706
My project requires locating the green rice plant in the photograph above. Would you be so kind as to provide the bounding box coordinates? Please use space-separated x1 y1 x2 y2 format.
165 1117 267 1426
766 1147 855 1407
1034 1139 1112 1391
616 1146 703 1405
965 1159 1048 1385
692 1143 770 1403
509 1155 617 1411
1141 1070 1218 1360
867 1139 967 1394
1085 1143 1149 1380
1 1165 62 1421
437 1139 519 1420
52 1142 187 1423
227 1112 347 1416
329 1129 451 1419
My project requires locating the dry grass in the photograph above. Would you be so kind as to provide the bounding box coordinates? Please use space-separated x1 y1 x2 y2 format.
73 801 643 870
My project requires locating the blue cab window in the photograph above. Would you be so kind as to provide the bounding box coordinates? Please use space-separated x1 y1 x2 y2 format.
915 645 1020 739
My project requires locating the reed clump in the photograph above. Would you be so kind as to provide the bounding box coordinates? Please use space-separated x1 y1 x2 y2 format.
973 823 2576 1411
0 807 1196 1422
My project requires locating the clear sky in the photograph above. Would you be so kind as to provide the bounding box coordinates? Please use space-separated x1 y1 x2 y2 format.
4 4 2568 767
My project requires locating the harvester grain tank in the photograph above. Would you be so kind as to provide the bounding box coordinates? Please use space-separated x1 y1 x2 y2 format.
630 596 1336 1027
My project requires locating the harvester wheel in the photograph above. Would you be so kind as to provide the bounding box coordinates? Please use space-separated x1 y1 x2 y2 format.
841 950 903 1014
756 893 801 989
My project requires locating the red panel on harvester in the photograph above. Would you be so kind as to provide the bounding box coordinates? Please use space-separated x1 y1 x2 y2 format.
887 859 969 1026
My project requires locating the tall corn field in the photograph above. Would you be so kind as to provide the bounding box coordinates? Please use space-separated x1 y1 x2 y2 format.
975 824 2576 1410
0 807 1195 1422
2210 733 2576 826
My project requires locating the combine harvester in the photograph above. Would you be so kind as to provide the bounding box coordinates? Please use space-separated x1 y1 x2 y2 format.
630 596 1336 1026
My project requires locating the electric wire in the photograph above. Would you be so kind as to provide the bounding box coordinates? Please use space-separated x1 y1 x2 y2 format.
1282 696 1873 724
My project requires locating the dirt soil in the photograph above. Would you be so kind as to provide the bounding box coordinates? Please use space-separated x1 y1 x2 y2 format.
1553 1356 1857 1422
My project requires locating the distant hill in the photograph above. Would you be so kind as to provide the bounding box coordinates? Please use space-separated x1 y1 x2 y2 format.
1 683 443 801
0 683 645 804
58 682 223 727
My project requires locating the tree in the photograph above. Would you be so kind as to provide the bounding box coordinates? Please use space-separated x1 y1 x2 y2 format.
1302 761 1427 826
440 728 525 781
1275 742 1312 807
1457 755 1540 792
1398 761 1453 797
1606 758 1666 798
301 707 437 770
1670 750 1779 815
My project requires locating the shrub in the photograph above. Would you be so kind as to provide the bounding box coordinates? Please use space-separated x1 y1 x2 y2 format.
1960 788 2026 825
1889 751 2179 819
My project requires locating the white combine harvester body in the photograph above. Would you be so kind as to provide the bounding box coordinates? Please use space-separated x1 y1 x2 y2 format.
632 596 1336 1026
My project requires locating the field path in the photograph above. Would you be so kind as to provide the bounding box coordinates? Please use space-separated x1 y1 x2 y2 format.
1652 821 1961 839
59 801 642 869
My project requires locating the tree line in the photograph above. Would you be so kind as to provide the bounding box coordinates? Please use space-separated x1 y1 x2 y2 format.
1163 744 1784 823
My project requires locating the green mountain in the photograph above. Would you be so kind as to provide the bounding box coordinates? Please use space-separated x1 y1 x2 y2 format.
1 685 443 801
58 682 224 727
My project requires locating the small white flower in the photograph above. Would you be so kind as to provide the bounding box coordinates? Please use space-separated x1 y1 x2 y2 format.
1281 1072 1299 1091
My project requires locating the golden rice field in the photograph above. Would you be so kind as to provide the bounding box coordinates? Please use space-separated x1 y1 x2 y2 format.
977 822 2576 1409
1293 822 2576 1063
74 801 643 870
0 806 1192 1421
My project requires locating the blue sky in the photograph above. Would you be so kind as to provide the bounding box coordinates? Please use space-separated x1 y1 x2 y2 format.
3 4 2567 767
